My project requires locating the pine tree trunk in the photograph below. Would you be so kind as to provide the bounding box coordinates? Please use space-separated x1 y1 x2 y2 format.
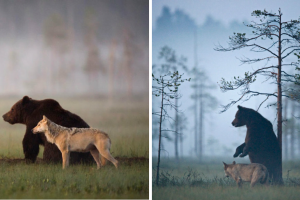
283 98 288 160
199 82 203 161
194 30 198 157
290 100 295 160
156 79 164 186
180 125 183 158
277 12 283 184
194 81 198 156
175 94 179 160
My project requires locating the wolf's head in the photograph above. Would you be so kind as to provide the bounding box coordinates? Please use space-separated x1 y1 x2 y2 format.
32 115 49 134
223 161 236 177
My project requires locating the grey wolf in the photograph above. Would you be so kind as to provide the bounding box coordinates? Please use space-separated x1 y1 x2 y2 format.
32 115 118 169
223 161 269 187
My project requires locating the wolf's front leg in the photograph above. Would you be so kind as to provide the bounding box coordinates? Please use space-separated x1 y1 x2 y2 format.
61 151 70 169
233 143 245 157
237 177 243 188
90 149 101 169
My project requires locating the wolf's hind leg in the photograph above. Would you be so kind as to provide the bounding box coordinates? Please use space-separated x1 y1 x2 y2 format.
250 171 260 187
100 156 107 166
90 149 101 169
97 147 118 169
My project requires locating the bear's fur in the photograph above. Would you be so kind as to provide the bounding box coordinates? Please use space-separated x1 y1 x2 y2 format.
232 105 283 184
2 96 93 164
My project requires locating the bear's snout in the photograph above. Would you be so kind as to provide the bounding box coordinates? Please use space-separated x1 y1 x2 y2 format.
232 121 236 127
2 113 8 122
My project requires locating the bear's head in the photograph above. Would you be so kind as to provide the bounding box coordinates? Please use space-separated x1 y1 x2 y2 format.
2 96 33 124
231 105 249 127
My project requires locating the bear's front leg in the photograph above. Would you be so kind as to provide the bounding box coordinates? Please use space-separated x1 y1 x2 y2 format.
22 128 40 163
43 142 63 163
239 144 251 157
233 143 246 157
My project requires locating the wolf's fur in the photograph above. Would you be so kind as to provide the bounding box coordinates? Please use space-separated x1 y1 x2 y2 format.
223 161 269 188
32 115 118 169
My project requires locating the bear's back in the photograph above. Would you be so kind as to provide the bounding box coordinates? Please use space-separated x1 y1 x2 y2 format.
30 98 89 128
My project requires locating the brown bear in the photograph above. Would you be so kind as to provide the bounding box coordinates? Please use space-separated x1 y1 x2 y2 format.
232 105 283 184
2 96 93 164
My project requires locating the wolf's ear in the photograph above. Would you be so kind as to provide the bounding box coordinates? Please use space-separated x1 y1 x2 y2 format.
232 161 236 165
223 162 227 168
237 105 242 110
43 115 47 120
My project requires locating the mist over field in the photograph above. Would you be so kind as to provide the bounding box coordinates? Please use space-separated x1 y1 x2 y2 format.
0 0 149 98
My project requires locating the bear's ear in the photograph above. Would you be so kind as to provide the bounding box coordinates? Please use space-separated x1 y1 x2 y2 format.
22 96 31 105
237 105 244 110
232 161 236 165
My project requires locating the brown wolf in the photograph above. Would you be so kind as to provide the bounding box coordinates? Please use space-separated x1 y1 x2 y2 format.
32 115 118 169
223 161 269 187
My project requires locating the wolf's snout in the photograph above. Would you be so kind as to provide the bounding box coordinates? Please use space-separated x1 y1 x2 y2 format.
232 121 236 126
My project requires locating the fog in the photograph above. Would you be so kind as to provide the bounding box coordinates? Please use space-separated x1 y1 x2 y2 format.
0 0 149 98
152 0 300 160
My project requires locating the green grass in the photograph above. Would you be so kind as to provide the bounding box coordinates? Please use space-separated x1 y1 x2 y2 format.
152 158 300 200
0 97 149 198
0 161 148 199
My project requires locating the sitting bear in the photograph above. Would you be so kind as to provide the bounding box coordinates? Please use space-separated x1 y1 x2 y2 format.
232 105 283 184
2 96 94 164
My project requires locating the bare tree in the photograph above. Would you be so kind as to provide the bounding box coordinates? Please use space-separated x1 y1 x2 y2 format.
214 9 300 183
155 46 188 160
152 47 190 185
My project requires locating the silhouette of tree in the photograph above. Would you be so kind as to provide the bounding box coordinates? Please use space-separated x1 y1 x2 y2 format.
152 46 190 185
215 8 300 184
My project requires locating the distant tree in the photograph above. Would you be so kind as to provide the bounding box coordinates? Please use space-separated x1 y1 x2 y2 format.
44 13 70 93
109 39 117 100
283 97 289 160
155 46 188 160
84 8 104 94
152 47 190 185
122 29 134 97
214 9 300 184
190 67 218 161
177 114 188 158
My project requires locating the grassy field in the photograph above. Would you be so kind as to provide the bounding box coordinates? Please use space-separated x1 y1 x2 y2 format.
152 157 300 200
0 96 149 199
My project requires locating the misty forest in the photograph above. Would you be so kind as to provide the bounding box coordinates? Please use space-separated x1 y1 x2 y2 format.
0 0 148 97
152 6 300 198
